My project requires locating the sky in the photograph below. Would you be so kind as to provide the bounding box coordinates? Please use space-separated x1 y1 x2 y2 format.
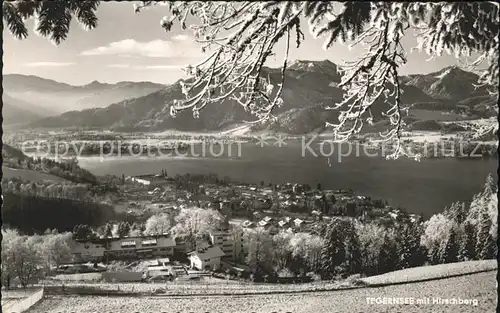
3 2 465 86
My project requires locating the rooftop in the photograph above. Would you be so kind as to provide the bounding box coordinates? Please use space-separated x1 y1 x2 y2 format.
188 246 225 260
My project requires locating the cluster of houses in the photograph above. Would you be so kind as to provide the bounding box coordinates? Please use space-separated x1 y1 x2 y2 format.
79 176 415 277
214 184 373 219
121 174 381 224
71 226 244 272
241 215 306 233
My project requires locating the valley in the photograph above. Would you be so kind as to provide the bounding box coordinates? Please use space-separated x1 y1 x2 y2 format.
2 74 166 121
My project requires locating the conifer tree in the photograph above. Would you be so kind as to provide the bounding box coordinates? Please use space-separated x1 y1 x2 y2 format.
443 228 459 263
476 212 496 260
428 245 442 265
478 233 496 260
396 226 411 269
436 242 448 264
320 219 363 278
343 225 362 276
444 202 468 225
377 233 398 274
3 1 100 44
320 219 346 279
396 223 426 269
458 222 477 261
72 224 92 241
104 223 113 238
117 222 131 238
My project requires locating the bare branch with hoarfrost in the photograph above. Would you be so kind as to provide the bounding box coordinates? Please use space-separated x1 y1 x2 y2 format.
131 1 499 159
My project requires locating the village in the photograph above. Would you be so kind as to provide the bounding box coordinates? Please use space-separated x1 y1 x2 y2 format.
60 171 420 284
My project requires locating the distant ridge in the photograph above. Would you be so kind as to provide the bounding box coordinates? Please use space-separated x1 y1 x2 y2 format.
10 61 495 134
2 74 166 116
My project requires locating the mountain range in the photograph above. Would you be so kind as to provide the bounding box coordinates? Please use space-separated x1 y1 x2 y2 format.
3 61 496 134
2 74 166 124
2 93 51 125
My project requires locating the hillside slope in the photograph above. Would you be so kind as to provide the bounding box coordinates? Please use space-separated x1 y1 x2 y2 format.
28 271 496 313
22 62 495 134
3 74 166 114
361 259 497 286
3 102 43 125
30 61 345 131
2 93 55 125
400 66 489 100
2 143 97 184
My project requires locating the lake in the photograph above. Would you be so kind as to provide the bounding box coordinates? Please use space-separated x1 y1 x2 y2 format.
75 140 497 218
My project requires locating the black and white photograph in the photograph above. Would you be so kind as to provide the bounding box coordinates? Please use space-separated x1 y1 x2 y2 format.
1 1 498 313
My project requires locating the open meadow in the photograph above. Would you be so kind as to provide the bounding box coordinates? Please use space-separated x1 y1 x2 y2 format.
28 271 497 313
2 167 68 182
360 260 497 285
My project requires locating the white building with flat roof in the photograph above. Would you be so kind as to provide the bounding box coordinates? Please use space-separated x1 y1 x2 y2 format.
209 229 243 261
71 241 106 262
71 234 176 262
188 246 225 271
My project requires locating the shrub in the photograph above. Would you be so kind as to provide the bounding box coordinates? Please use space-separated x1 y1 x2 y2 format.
307 272 322 282
277 268 295 278
152 287 166 295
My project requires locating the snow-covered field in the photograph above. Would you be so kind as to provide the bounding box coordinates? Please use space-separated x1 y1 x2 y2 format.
361 260 497 285
150 124 252 138
217 124 253 136
404 131 457 143
40 279 356 296
28 271 496 313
